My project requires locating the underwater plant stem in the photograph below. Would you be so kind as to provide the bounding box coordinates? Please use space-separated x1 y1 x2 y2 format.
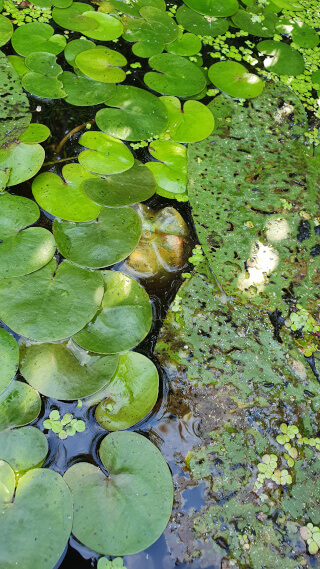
43 156 79 166
52 119 95 159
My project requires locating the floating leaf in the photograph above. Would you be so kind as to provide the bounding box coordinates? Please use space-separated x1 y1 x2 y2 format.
75 47 126 83
64 37 96 66
165 32 202 56
144 54 206 97
82 160 156 207
0 461 15 503
176 5 229 37
122 6 179 58
79 131 134 175
208 61 264 98
0 193 39 240
64 431 173 555
257 39 305 76
32 163 101 222
0 15 13 47
80 11 123 41
95 85 168 141
52 2 97 32
22 52 66 99
109 0 165 16
0 381 48 471
61 72 116 106
18 123 50 144
291 21 319 48
20 342 118 400
0 469 73 569
183 0 239 17
73 271 152 354
11 22 66 56
232 9 278 37
0 142 44 186
53 206 142 269
94 351 159 430
0 260 104 342
146 140 187 195
0 329 19 396
6 54 29 78
0 227 56 278
272 0 303 9
160 96 215 142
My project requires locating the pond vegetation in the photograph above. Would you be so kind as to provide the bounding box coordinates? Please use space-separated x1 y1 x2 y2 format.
0 0 320 567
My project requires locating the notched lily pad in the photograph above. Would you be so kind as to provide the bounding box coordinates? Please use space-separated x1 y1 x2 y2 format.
79 131 134 176
52 2 96 32
73 270 152 354
22 52 66 99
184 0 239 17
0 227 56 278
63 431 173 555
61 71 116 106
0 259 104 342
232 8 278 37
208 61 264 98
18 123 50 144
11 22 66 56
122 6 179 58
257 39 305 76
0 329 19 396
75 47 127 83
160 96 215 142
0 142 45 186
144 53 206 97
20 342 119 400
80 11 123 41
0 15 13 47
176 5 229 37
146 140 187 196
0 193 39 240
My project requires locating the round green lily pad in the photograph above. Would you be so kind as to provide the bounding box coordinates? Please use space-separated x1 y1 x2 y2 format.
32 163 101 222
6 55 29 77
0 193 39 240
61 72 116 106
109 0 166 17
52 2 96 32
73 271 152 354
184 0 238 17
0 260 104 342
160 96 215 142
95 85 168 141
144 53 206 97
53 206 142 269
0 329 18 396
79 132 134 176
0 461 15 503
272 0 303 9
75 47 127 83
176 5 229 37
208 61 264 98
11 22 66 56
94 351 159 430
0 469 73 569
291 21 319 48
82 160 156 207
257 39 305 76
146 140 187 195
80 11 123 41
0 15 13 47
20 342 119 400
165 32 202 56
22 52 66 99
64 431 173 555
231 9 278 37
0 142 45 186
0 227 56 278
64 38 96 66
122 6 179 58
0 380 41 431
0 426 48 472
18 123 50 144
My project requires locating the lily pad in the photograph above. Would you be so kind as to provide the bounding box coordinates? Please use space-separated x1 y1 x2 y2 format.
0 468 73 569
95 85 168 141
160 96 215 142
73 271 152 354
0 193 39 240
291 21 319 48
32 163 101 221
109 0 165 16
272 0 303 9
208 61 264 98
80 11 123 41
0 381 48 471
0 329 19 396
0 259 104 342
18 123 50 144
63 431 173 555
183 0 239 17
122 6 179 58
79 131 134 176
75 47 126 83
11 22 66 56
146 140 187 195
53 206 141 269
257 39 305 76
82 160 156 207
0 461 15 503
22 52 66 99
0 227 56 278
61 72 116 106
64 38 96 66
165 32 202 56
144 54 206 97
52 2 97 32
20 342 119 400
0 15 13 47
176 5 229 37
94 351 159 430
0 142 45 186
6 55 29 77
232 9 278 37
